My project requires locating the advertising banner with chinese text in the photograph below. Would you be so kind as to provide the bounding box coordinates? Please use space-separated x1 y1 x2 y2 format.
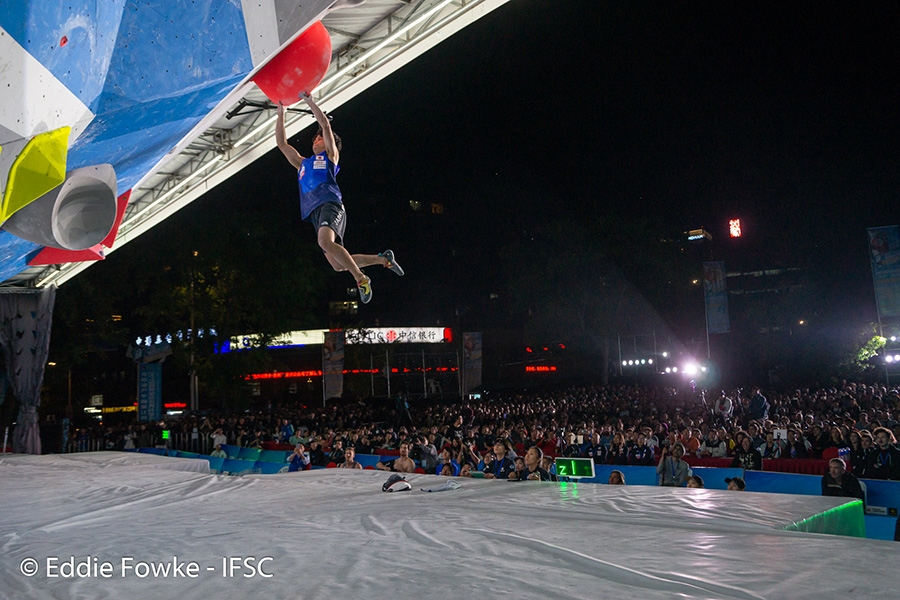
462 332 483 393
137 363 162 422
868 226 900 319
703 262 730 334
322 331 344 401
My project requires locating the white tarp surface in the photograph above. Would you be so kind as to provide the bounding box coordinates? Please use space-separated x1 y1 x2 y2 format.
0 452 895 599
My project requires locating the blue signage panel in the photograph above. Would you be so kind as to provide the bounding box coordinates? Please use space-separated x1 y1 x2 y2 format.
137 363 162 422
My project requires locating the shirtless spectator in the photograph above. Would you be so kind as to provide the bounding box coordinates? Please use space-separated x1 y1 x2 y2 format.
339 446 363 469
376 441 416 473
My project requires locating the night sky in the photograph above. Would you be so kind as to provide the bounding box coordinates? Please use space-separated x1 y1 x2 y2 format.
76 0 900 348
334 1 900 237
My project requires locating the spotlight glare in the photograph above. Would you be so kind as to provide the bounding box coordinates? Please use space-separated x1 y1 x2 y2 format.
662 352 668 358
683 364 698 375
622 361 627 366
648 359 653 364
672 367 678 373
895 354 900 361
665 367 672 373
888 356 895 363
640 359 646 364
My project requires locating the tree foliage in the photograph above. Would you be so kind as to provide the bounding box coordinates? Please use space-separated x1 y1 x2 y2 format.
49 192 327 409
835 328 886 379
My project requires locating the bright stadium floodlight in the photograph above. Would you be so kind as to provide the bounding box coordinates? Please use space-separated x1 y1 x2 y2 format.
701 366 708 372
683 364 698 376
895 354 900 361
888 356 895 363
662 351 668 357
622 360 627 366
648 359 653 364
665 367 672 373
640 359 646 364
672 367 678 373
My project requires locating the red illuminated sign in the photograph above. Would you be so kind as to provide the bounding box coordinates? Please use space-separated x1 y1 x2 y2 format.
525 365 557 373
729 219 742 238
245 366 459 380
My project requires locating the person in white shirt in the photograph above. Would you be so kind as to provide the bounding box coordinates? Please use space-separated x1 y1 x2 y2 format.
700 429 727 458
210 428 227 448
714 392 733 421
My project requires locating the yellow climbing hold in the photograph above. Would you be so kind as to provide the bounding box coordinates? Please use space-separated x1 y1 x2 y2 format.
1 126 70 223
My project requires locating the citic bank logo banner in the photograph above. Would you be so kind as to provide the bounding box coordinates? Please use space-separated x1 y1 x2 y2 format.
344 327 453 344
223 327 453 352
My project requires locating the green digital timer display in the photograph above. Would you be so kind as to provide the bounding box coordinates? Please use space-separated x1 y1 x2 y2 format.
554 457 595 479
162 430 170 440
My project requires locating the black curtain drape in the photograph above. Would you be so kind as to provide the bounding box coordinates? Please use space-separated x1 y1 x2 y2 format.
0 287 56 454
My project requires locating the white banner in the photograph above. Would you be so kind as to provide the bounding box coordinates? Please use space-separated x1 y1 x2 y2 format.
228 327 452 351
344 327 452 344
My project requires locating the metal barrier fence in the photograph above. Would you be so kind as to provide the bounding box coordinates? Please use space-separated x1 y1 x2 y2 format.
66 432 215 455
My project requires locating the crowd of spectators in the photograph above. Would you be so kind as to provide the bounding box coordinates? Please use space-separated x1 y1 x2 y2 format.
61 380 900 483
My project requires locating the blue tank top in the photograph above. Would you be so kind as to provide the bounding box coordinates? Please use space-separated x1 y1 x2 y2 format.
298 152 341 219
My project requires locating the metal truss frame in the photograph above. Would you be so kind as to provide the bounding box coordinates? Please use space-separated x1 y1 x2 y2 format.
22 0 509 288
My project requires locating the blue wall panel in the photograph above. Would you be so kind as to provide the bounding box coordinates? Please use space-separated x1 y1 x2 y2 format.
744 471 822 496
0 1 128 108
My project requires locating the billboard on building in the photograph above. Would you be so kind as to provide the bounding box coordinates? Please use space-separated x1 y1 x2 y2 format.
137 363 162 422
703 262 730 334
868 226 900 319
225 327 453 352
322 331 345 401
462 332 483 393
344 327 452 344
